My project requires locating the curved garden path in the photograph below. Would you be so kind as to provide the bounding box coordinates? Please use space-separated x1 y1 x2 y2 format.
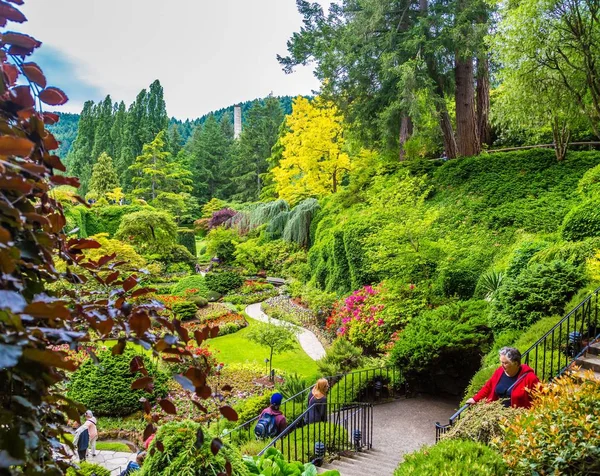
244 302 326 361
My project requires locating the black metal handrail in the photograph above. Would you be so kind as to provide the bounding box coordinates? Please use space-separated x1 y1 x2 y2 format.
258 402 374 464
435 286 600 441
223 365 401 445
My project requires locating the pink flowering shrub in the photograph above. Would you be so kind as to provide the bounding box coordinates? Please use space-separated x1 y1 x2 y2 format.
325 285 387 353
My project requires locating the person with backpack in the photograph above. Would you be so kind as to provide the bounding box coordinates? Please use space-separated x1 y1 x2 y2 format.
255 393 287 439
72 420 90 461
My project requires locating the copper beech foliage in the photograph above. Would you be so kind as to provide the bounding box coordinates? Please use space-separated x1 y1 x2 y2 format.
0 2 236 475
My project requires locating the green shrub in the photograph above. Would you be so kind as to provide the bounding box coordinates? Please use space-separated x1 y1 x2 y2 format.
505 241 550 278
67 348 168 417
218 322 241 336
277 372 310 404
561 198 600 241
206 227 238 263
578 163 600 198
496 372 600 475
146 243 196 268
489 260 585 332
205 271 244 294
394 439 506 476
172 301 198 321
328 367 403 404
171 275 209 297
178 227 197 257
142 420 249 476
235 393 271 425
474 269 504 301
190 295 209 308
66 462 111 476
441 400 523 445
317 338 363 377
206 290 222 302
529 237 600 266
390 301 492 388
439 264 479 300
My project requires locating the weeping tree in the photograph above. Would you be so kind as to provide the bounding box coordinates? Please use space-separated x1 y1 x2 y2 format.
249 199 290 228
283 199 320 248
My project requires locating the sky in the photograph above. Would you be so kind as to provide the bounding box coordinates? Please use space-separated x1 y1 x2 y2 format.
16 0 334 119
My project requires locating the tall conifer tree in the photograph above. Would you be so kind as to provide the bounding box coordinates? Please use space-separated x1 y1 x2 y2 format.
66 101 96 194
88 152 120 199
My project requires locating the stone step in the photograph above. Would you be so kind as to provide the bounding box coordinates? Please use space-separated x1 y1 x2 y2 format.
319 450 399 476
576 354 600 373
586 342 600 356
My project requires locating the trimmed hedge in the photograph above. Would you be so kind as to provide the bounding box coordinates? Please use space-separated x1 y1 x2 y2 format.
394 439 506 475
205 271 244 295
172 301 198 321
67 348 169 417
171 275 209 297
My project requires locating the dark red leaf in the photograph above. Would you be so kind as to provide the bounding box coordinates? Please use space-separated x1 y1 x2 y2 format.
22 348 77 371
158 398 177 415
221 384 232 392
39 87 68 106
210 326 220 338
5 0 25 5
143 424 156 442
130 311 151 336
0 16 5 27
111 339 126 355
185 367 207 388
139 397 151 414
192 400 208 413
97 253 117 267
1 31 40 49
225 461 232 476
197 385 212 400
47 212 66 233
0 176 32 194
173 319 190 343
156 440 164 452
10 84 34 108
123 275 137 292
195 428 204 449
21 61 46 88
210 438 223 456
0 135 34 157
43 132 59 151
68 238 101 250
2 63 18 85
129 356 145 374
96 317 113 336
43 112 59 125
43 154 66 172
50 175 79 187
194 330 205 347
0 3 26 22
24 301 70 320
219 405 238 422
105 270 120 285
131 376 153 390
0 226 11 244
131 287 155 298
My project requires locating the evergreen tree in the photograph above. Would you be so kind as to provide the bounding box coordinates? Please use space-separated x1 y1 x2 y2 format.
91 95 114 160
110 101 127 165
168 124 183 157
119 89 148 191
230 96 284 201
66 100 96 194
187 115 233 203
87 152 120 199
146 79 169 143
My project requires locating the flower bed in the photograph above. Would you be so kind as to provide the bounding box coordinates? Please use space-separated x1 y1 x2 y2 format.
184 311 248 337
261 295 315 326
224 280 279 305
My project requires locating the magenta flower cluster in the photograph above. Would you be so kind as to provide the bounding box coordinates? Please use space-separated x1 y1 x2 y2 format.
336 285 384 335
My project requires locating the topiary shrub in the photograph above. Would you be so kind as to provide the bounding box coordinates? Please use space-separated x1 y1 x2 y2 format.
142 420 249 476
205 271 244 294
561 199 600 241
67 348 169 417
178 227 197 257
390 301 492 394
206 290 223 302
171 275 209 297
66 462 111 476
190 295 209 308
218 322 242 336
172 301 198 321
441 400 523 445
394 439 507 476
495 372 600 475
489 260 584 332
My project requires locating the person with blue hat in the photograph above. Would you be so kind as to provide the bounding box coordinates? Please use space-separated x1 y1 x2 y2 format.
255 392 287 438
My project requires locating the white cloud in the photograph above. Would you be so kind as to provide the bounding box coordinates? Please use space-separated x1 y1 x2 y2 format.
16 0 335 119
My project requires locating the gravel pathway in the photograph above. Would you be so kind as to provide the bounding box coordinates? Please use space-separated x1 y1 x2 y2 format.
245 302 326 360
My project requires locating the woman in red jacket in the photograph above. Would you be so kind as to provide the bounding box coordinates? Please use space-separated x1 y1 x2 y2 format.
466 347 540 408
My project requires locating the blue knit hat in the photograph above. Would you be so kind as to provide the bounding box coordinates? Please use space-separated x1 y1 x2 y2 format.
271 392 283 405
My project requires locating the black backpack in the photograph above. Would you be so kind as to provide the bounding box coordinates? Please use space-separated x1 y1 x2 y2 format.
254 412 278 439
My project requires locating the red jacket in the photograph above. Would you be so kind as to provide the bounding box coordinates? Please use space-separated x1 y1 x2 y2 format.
473 364 540 408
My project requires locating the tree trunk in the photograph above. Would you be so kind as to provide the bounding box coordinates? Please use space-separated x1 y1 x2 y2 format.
476 56 491 147
552 116 571 161
399 114 413 161
455 56 480 157
439 106 458 159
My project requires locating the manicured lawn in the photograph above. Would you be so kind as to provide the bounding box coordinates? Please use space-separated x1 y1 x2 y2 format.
62 434 131 452
206 317 319 379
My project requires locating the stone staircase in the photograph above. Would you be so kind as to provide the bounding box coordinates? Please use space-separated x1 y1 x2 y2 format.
319 448 400 476
574 341 600 380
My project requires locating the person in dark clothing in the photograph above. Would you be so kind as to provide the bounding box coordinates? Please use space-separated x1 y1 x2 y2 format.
305 378 329 424
119 451 146 476
73 422 89 461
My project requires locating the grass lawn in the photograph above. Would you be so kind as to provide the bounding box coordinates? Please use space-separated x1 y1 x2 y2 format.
206 317 319 379
63 434 131 452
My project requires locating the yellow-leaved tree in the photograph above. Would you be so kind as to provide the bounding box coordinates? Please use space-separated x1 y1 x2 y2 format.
272 96 351 205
